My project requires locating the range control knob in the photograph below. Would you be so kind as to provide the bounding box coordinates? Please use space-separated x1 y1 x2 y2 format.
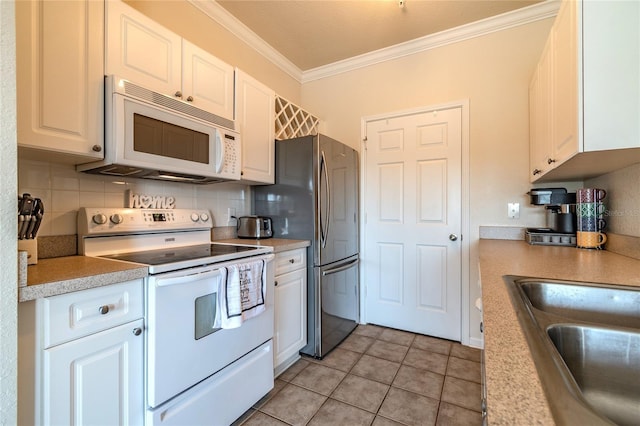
92 213 107 225
110 214 124 224
200 213 209 222
190 213 200 222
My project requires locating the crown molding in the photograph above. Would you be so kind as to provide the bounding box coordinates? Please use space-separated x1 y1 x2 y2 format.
188 0 303 82
190 0 560 85
302 0 560 83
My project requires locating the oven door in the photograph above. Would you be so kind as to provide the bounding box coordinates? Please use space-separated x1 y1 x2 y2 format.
146 254 274 408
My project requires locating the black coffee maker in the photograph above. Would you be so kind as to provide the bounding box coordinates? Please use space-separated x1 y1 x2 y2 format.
528 188 577 234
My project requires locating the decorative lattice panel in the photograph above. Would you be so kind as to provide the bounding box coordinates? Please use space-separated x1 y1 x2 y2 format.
275 95 320 140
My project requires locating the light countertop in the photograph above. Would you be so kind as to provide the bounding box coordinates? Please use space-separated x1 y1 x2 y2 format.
479 240 640 425
217 238 310 253
19 239 309 302
19 256 148 302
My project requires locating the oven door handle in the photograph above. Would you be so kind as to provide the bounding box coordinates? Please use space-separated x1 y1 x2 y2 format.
155 268 223 287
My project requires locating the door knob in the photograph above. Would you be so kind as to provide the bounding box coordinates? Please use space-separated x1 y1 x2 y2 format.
449 234 458 241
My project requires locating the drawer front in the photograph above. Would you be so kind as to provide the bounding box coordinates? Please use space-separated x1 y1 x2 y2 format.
43 279 143 348
275 248 306 276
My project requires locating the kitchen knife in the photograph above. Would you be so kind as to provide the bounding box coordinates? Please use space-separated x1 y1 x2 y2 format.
30 199 43 239
24 198 39 239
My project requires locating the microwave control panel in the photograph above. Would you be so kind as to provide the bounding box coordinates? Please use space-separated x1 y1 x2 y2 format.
221 133 240 177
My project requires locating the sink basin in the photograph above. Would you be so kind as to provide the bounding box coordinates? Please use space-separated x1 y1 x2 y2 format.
548 325 640 426
521 281 640 328
504 276 640 426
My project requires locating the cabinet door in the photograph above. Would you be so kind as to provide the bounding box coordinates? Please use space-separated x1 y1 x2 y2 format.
529 38 553 181
235 70 276 184
551 0 579 164
182 40 234 120
16 0 104 162
274 269 307 368
43 319 144 426
105 0 181 96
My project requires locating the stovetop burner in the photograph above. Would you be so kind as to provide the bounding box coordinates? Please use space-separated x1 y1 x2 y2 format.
101 244 257 266
78 208 273 274
100 243 269 274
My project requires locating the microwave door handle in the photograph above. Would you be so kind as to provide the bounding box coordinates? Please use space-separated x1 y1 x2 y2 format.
215 129 224 173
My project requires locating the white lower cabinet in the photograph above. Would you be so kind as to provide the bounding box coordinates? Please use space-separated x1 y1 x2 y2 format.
18 280 144 426
45 318 144 425
273 248 307 375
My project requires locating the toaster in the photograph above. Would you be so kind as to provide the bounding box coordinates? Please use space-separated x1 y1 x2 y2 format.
236 216 273 239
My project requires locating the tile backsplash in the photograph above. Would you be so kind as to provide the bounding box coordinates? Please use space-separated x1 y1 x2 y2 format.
18 159 251 237
586 162 640 238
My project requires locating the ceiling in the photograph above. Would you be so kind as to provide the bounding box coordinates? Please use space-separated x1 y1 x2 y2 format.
216 0 543 71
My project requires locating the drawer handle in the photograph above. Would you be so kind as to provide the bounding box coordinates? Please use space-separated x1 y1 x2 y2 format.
98 305 110 315
289 259 295 263
274 280 278 287
133 327 143 336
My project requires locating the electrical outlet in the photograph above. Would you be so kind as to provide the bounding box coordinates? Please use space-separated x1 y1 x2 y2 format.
227 207 236 225
508 203 520 219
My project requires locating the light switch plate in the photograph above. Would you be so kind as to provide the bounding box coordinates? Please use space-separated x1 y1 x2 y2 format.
508 202 520 219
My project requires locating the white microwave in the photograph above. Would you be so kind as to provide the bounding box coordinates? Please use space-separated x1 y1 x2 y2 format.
78 75 241 184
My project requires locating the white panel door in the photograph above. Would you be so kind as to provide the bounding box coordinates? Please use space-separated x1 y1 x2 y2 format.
364 107 462 341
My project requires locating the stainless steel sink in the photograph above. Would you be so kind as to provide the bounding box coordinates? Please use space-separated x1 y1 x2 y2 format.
521 281 640 328
548 325 640 426
504 276 640 426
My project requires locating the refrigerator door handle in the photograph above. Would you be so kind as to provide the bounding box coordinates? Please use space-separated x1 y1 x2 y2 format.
322 258 359 276
320 150 331 248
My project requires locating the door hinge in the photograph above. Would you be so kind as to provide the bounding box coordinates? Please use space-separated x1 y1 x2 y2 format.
363 136 368 150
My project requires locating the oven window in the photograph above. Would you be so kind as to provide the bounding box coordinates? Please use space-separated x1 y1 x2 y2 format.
133 113 209 164
194 293 220 340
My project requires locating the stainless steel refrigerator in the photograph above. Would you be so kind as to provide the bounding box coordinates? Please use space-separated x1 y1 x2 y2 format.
254 134 359 359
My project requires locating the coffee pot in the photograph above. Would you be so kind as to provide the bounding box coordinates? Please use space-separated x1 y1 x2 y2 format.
528 188 577 234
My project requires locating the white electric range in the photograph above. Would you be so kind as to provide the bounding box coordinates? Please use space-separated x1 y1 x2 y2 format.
78 207 275 425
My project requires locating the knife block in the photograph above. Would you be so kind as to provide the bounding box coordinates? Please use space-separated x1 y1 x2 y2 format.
18 239 38 265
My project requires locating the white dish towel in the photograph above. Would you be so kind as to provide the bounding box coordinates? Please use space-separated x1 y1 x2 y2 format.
216 259 266 329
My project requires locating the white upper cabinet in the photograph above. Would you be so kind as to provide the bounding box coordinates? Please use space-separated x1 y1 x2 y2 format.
105 0 181 96
529 38 552 180
235 69 276 184
530 0 640 182
182 41 234 121
106 0 234 121
16 0 105 163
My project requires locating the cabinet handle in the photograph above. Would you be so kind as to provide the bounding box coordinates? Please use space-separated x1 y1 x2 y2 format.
547 158 556 165
274 280 278 287
186 96 194 102
174 91 182 98
289 259 295 264
92 145 102 152
532 169 542 175
98 305 110 315
132 327 142 336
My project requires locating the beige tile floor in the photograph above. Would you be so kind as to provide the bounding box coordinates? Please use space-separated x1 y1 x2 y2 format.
234 324 483 426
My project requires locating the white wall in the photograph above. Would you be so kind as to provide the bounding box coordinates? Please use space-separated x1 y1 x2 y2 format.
0 0 18 422
18 160 251 237
301 18 555 344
